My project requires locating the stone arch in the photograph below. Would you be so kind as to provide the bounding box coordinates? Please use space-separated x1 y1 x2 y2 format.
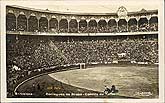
59 19 68 33
88 19 97 27
149 16 158 31
108 19 117 27
69 19 78 33
88 19 97 33
17 14 27 31
108 19 117 32
138 18 148 31
79 20 87 33
98 20 107 32
98 20 107 27
149 16 158 24
49 18 58 32
39 17 48 32
128 18 137 32
118 19 127 32
28 16 38 32
6 13 16 31
138 18 148 26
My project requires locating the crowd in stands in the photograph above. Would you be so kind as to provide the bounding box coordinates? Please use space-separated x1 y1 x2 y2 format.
69 28 78 33
128 25 137 32
59 28 68 33
138 23 150 32
7 35 158 68
39 18 48 32
55 37 158 64
149 23 158 31
14 23 157 33
6 34 158 96
6 18 16 31
6 17 158 33
79 26 88 33
118 25 127 32
28 16 38 32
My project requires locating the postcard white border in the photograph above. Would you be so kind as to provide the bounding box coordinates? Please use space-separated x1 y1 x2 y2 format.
1 0 164 102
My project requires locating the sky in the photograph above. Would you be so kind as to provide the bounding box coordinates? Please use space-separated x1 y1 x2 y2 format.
3 0 160 13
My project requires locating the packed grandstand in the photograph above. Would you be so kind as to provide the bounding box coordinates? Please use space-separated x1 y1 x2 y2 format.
6 5 158 97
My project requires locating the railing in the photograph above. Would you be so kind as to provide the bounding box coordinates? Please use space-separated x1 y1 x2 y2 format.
6 31 158 36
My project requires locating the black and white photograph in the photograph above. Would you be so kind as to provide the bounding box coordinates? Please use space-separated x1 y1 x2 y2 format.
0 0 164 102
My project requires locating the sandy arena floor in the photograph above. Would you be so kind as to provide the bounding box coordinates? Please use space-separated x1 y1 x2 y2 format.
49 65 158 98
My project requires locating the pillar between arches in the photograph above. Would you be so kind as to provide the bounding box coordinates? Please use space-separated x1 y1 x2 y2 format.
15 14 19 31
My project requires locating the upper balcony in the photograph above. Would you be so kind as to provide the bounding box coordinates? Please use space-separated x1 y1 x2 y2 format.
6 5 158 36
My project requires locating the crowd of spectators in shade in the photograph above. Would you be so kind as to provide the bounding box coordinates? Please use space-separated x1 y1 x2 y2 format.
138 23 158 32
128 25 137 32
39 22 158 33
7 36 158 67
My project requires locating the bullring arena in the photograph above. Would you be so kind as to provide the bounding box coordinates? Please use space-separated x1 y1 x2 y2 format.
6 5 158 98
